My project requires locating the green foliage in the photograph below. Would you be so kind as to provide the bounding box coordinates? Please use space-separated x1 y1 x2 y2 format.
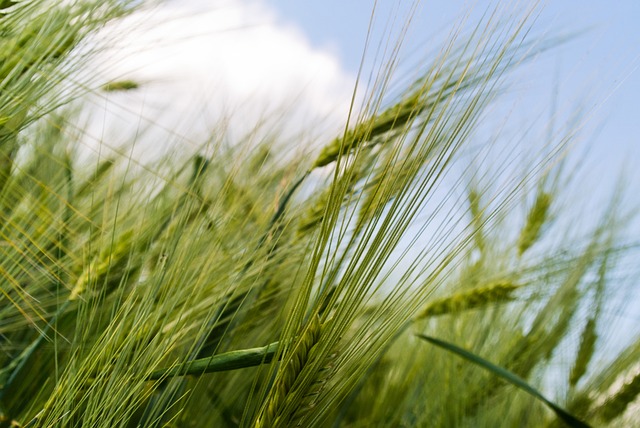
0 2 637 428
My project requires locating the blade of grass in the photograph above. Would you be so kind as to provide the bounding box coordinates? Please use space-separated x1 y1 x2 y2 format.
416 334 591 428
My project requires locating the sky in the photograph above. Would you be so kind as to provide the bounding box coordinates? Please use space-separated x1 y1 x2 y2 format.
84 0 357 160
89 0 639 183
268 0 640 174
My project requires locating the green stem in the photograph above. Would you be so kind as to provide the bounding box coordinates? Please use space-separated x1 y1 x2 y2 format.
148 341 279 380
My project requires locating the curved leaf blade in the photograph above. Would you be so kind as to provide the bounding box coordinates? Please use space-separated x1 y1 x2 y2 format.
416 334 590 428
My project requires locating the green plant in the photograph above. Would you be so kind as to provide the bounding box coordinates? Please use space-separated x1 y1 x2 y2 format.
0 2 637 427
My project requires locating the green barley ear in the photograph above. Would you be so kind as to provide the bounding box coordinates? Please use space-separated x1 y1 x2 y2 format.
256 314 322 428
102 80 140 92
311 32 529 171
298 150 375 235
312 135 347 169
75 158 116 198
595 371 640 423
414 280 519 319
297 187 332 235
312 79 425 169
517 191 552 256
569 252 609 388
70 229 140 301
468 188 486 252
569 317 597 387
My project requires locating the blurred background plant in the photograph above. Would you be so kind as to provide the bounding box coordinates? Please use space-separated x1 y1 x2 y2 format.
0 1 637 427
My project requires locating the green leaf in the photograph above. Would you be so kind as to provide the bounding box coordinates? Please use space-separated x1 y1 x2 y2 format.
416 334 591 428
147 341 279 380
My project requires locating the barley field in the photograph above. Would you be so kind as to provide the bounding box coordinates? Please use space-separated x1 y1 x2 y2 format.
0 1 638 427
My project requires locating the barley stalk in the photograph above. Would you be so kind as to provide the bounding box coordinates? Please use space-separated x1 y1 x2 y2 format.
147 341 280 380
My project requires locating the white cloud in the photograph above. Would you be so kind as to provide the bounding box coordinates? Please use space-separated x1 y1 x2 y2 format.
77 0 356 162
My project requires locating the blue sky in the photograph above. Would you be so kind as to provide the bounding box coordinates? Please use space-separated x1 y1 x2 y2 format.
94 0 639 205
267 1 639 176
